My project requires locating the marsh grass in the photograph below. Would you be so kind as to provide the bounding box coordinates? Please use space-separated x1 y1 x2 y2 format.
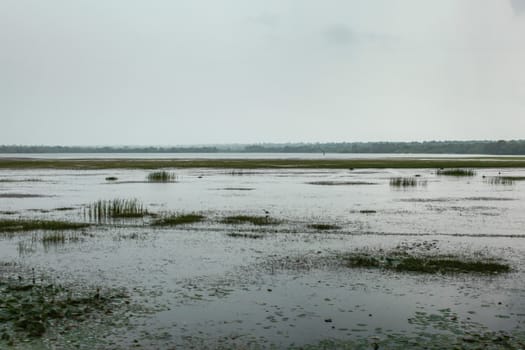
85 199 147 221
485 176 515 185
105 176 118 181
152 213 205 226
389 177 426 187
436 168 476 176
41 232 66 245
308 224 341 230
147 171 177 182
343 252 510 274
0 220 89 233
222 215 279 226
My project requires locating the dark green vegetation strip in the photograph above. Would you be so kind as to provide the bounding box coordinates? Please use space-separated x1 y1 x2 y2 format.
0 220 89 233
2 158 525 169
344 253 510 274
153 214 205 226
308 224 341 230
0 278 126 342
436 168 476 176
85 199 147 220
222 215 279 226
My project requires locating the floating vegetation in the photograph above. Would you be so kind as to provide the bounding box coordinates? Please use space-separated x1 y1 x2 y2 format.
343 252 510 274
85 199 148 221
222 215 279 226
226 232 264 239
389 177 426 187
308 224 341 230
0 220 89 233
147 171 177 182
437 168 476 176
105 176 118 181
0 274 127 341
152 213 205 226
307 181 377 186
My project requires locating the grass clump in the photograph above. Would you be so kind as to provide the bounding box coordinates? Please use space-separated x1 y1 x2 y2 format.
307 181 377 186
85 199 147 221
389 177 426 187
343 252 510 274
222 215 279 226
308 224 341 230
0 220 89 233
436 168 476 176
153 213 205 226
147 171 177 182
105 176 118 181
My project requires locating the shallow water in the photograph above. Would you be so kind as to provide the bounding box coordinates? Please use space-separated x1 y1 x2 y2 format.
1 166 524 349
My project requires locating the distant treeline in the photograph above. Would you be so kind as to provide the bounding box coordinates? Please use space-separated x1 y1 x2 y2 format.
1 140 525 155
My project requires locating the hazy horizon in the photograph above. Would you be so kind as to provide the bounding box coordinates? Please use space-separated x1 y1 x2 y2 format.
2 0 525 145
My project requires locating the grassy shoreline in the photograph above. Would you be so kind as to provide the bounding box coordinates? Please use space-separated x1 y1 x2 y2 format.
1 157 525 169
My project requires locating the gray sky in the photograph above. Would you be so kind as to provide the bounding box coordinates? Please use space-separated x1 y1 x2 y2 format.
1 0 525 145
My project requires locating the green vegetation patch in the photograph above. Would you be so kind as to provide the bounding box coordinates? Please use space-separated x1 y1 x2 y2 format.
0 278 126 342
437 168 476 176
105 176 118 181
147 171 177 182
153 213 205 226
0 219 89 233
308 224 341 230
343 252 510 274
221 215 279 226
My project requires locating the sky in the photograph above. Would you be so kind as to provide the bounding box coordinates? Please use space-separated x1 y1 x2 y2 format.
1 0 525 146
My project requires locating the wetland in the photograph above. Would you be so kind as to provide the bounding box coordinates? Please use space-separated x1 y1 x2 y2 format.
1 156 525 349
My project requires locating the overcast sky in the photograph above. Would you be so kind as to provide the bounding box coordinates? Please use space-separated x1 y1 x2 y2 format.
1 0 525 145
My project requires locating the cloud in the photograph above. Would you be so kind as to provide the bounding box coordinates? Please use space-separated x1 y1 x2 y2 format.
323 24 354 45
510 0 525 15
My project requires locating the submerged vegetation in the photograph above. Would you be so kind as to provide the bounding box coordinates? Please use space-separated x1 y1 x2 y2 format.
222 215 279 226
0 219 89 233
343 252 510 274
0 274 126 342
437 168 476 176
85 199 147 221
147 171 177 182
153 213 205 226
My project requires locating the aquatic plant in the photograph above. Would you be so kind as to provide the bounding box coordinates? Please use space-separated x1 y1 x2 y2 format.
152 213 205 226
221 215 279 226
41 232 66 245
389 177 426 187
308 224 341 230
85 199 147 221
0 275 127 340
343 252 510 274
0 220 89 233
436 168 475 176
307 181 377 186
147 171 177 182
105 176 118 181
484 176 515 185
226 232 264 239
